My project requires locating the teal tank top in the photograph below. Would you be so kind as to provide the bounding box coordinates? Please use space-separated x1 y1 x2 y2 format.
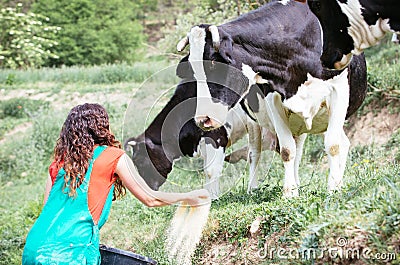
22 146 114 265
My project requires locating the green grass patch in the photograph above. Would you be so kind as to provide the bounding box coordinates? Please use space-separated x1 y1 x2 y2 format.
0 98 49 119
0 61 177 87
194 143 399 264
0 98 50 140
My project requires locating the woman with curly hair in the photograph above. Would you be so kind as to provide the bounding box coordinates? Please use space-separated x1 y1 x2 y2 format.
22 103 209 265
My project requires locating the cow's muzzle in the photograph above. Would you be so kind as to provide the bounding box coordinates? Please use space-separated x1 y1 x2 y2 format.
195 115 223 131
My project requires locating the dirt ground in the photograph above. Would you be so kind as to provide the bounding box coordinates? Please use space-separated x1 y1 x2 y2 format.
345 107 400 147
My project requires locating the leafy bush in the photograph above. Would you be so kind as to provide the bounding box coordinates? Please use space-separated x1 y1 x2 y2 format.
0 117 25 139
367 61 400 99
0 4 60 69
31 0 145 66
158 0 271 54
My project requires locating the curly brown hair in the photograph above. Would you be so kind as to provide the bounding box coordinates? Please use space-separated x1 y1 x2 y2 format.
54 103 126 199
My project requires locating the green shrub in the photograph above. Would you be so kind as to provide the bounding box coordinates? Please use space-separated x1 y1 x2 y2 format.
31 114 62 159
0 4 60 69
0 117 22 139
158 0 271 54
31 0 145 66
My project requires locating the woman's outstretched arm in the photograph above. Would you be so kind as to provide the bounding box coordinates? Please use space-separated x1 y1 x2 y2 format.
115 153 209 207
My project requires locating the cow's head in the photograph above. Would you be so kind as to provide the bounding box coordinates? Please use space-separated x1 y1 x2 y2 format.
125 136 169 190
308 0 355 70
176 25 252 131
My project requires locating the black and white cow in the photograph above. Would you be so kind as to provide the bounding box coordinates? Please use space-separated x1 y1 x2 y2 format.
124 81 277 199
308 0 400 69
177 0 367 196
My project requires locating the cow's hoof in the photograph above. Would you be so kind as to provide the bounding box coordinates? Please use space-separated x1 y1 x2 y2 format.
328 181 343 193
283 186 299 198
247 184 258 194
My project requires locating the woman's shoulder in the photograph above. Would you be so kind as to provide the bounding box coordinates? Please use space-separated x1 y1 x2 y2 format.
101 146 125 160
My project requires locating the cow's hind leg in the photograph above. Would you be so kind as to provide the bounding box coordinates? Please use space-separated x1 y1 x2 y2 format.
247 123 262 193
325 130 348 192
294 134 307 187
325 71 350 192
335 130 350 189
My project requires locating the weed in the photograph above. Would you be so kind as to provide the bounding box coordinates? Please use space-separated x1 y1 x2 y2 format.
0 98 49 119
0 61 175 86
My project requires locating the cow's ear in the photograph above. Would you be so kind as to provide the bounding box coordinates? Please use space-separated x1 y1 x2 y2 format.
125 139 137 157
176 55 194 79
127 140 137 146
124 137 136 151
218 29 235 64
132 141 147 159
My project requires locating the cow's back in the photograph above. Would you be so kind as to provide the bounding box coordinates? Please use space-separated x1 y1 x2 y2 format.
220 0 323 99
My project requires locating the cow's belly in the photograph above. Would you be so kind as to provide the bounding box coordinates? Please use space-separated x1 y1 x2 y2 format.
287 107 329 136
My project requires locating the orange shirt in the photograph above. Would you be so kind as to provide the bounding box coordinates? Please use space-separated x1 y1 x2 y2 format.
48 147 125 224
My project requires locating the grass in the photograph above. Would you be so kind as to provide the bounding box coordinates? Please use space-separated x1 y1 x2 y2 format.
0 61 176 87
0 44 399 264
0 98 50 140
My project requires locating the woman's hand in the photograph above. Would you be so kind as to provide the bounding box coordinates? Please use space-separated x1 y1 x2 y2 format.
183 189 211 207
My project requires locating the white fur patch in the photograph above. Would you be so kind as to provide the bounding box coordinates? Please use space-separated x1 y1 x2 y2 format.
238 64 269 106
334 53 353 70
241 64 269 86
283 74 333 131
188 26 229 128
198 139 225 199
283 69 348 134
337 0 392 53
279 0 291 5
208 25 220 50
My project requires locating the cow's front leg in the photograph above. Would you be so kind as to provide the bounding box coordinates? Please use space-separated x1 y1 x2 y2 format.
247 122 262 193
199 138 225 199
265 93 298 197
294 134 307 187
